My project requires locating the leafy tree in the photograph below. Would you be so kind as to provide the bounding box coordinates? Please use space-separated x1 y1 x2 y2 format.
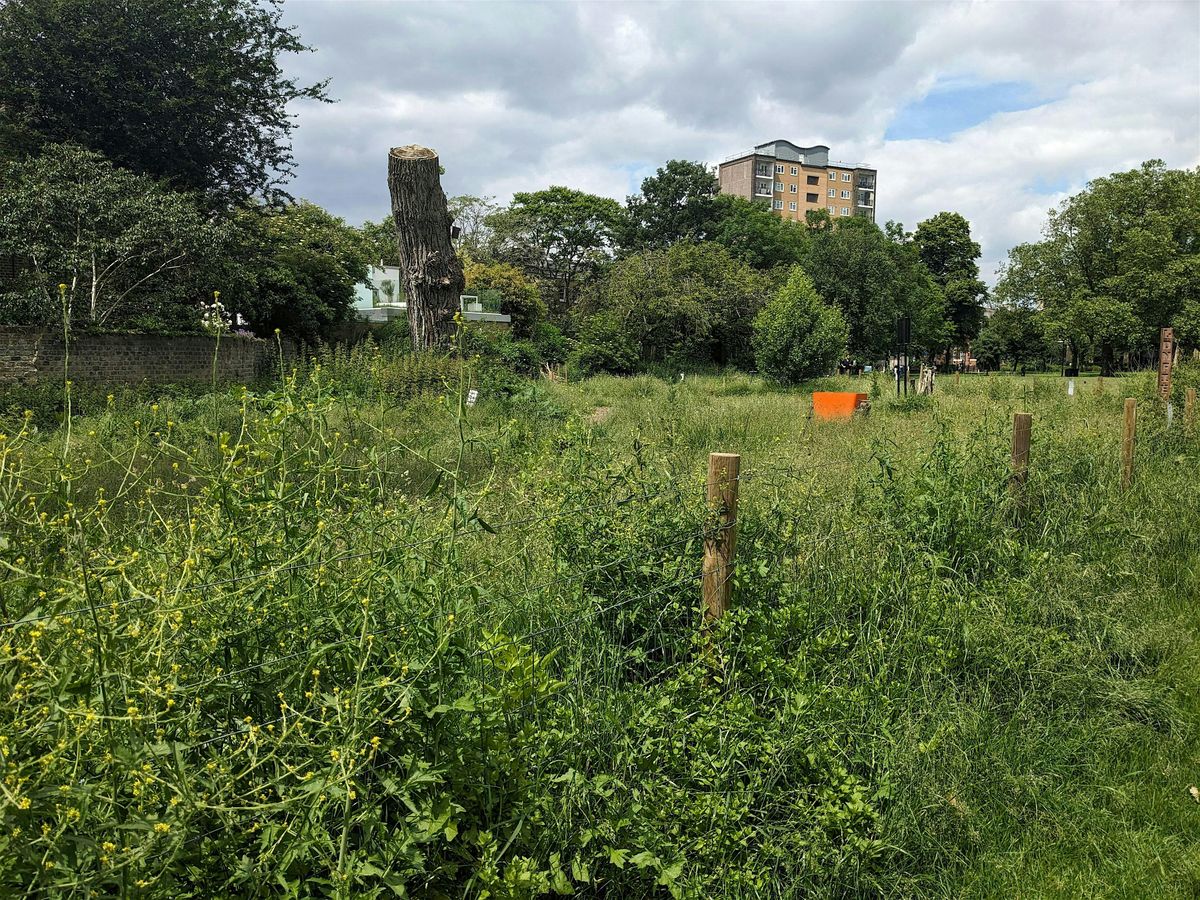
800 217 948 360
225 201 371 341
358 219 401 267
486 186 624 316
1175 297 1200 352
709 195 809 271
576 242 768 368
0 0 328 206
996 161 1199 374
913 212 988 364
463 256 546 338
568 310 639 377
449 195 501 258
973 304 1051 372
622 160 720 251
753 268 848 384
0 143 227 330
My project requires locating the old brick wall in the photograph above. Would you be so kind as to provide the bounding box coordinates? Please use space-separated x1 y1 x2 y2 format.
0 328 274 384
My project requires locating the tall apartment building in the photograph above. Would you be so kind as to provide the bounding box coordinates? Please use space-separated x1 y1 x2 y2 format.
717 140 876 223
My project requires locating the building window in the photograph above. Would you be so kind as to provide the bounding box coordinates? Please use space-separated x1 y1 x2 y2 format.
806 175 819 185
806 193 819 203
828 171 836 181
774 199 784 209
858 190 873 207
789 184 797 193
841 190 850 199
775 164 785 173
828 205 835 213
841 207 850 215
790 166 799 176
789 201 797 211
827 188 836 198
775 181 784 192
842 173 851 182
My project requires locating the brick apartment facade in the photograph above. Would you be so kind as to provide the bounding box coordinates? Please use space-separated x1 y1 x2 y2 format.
718 140 876 223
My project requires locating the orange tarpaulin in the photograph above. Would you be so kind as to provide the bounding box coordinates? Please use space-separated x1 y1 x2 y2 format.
812 392 868 420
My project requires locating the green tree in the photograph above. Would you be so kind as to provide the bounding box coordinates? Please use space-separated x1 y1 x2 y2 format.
996 161 1200 374
0 143 227 330
622 160 720 251
973 304 1051 372
358 219 401 267
225 201 371 341
463 256 547 338
753 267 848 384
486 186 625 316
800 217 948 360
449 195 501 258
709 195 809 271
0 0 328 206
576 242 768 368
913 211 988 365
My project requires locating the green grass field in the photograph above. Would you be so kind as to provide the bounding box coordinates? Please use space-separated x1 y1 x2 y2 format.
1 362 1197 898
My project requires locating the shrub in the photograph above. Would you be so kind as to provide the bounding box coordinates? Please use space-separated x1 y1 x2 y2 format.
568 311 639 376
752 267 848 384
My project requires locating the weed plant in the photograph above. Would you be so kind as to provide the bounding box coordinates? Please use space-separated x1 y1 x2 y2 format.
0 366 1197 897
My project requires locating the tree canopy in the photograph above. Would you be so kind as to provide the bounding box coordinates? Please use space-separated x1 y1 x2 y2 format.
913 211 988 357
0 144 228 330
576 241 768 370
622 160 721 251
486 186 625 315
709 196 808 271
800 217 948 359
224 202 371 341
0 0 328 207
996 161 1200 372
753 267 848 384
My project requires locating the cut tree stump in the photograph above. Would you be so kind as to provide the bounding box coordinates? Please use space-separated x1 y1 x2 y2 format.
387 145 465 350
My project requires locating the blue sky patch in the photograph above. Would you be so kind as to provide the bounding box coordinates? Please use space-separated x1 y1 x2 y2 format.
885 79 1053 141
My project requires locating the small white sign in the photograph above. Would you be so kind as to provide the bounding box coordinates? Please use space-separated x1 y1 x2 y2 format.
1167 402 1174 428
466 389 479 407
1067 379 1075 397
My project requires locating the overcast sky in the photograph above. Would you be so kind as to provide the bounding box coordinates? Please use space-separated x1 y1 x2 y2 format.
279 0 1200 281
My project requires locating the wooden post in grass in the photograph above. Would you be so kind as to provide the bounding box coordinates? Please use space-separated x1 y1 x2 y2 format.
1122 398 1137 490
1185 387 1196 435
1011 413 1032 498
702 453 740 622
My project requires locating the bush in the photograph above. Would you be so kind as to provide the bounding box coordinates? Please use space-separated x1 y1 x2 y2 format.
752 267 847 384
568 311 639 376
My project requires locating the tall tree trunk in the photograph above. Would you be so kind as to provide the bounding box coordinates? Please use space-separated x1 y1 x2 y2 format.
387 145 464 350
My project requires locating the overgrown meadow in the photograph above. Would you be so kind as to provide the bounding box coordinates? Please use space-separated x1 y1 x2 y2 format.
1 349 1198 898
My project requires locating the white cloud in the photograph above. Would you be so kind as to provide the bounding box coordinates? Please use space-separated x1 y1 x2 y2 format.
281 0 1200 279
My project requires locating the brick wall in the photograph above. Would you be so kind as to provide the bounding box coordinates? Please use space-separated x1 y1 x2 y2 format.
0 328 276 385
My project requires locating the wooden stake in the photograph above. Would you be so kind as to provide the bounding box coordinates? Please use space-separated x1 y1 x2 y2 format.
955 371 960 386
702 452 740 622
1122 398 1136 490
1185 387 1196 434
1011 413 1032 497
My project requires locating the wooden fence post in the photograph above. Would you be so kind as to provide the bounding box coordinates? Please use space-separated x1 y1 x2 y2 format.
1122 398 1136 490
702 452 740 623
1011 413 1032 498
1185 387 1196 434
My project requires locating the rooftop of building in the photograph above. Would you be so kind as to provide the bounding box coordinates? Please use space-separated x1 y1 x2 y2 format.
721 138 874 171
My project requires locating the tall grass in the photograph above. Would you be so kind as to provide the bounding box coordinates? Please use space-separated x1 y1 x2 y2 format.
0 367 1196 897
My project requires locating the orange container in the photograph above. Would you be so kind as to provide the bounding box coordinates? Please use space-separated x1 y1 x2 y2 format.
812 391 868 420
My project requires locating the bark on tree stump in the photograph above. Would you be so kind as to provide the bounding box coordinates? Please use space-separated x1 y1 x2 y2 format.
387 145 464 350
